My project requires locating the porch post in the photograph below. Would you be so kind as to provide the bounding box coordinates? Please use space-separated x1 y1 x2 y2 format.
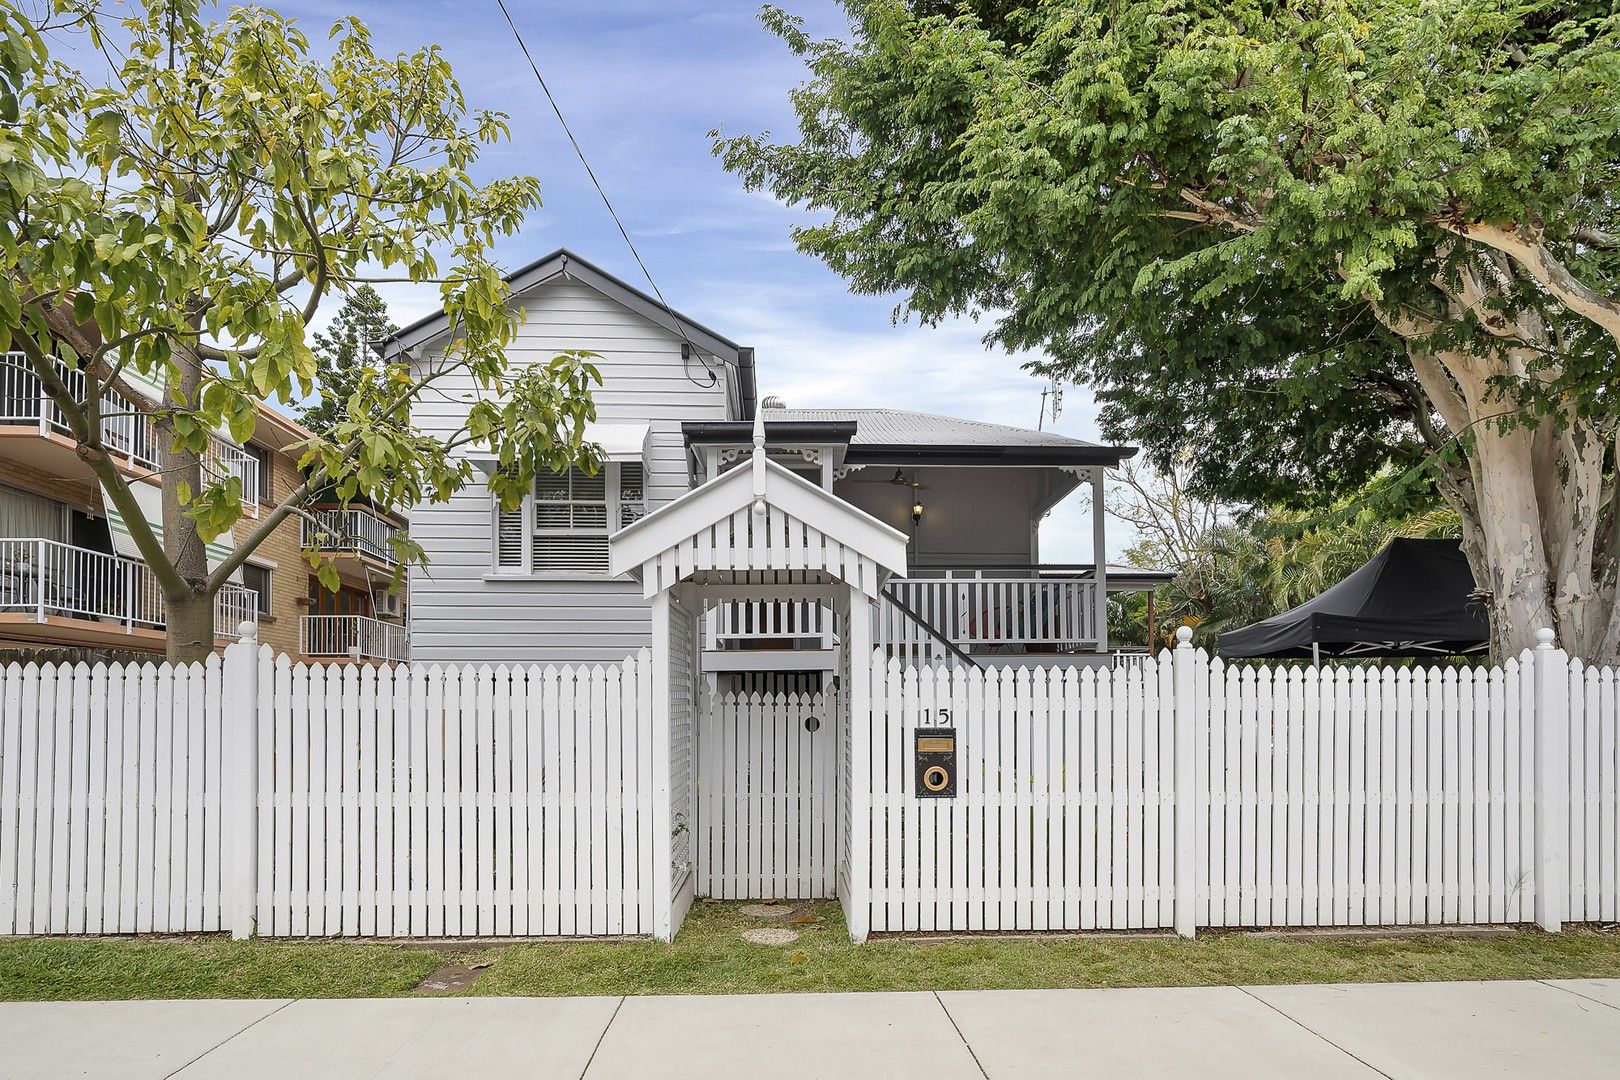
1091 466 1108 653
845 582 873 943
649 590 675 941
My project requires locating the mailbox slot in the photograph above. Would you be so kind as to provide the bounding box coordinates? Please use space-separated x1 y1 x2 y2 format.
914 725 957 798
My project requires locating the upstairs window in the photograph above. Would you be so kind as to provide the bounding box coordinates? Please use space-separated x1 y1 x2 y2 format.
493 463 645 576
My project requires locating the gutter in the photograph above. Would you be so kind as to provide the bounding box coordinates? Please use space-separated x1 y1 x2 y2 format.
735 346 757 421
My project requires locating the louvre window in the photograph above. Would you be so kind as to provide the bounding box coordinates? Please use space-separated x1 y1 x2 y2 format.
492 462 645 575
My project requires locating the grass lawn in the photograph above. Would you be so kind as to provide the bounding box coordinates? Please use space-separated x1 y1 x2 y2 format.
5 900 1620 1001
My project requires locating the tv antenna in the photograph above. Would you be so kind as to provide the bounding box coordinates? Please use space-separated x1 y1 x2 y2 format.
1038 381 1063 430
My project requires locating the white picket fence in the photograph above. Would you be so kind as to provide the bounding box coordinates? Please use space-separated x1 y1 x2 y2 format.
1 626 1616 941
848 632 1620 937
0 657 226 935
695 691 838 899
0 641 658 938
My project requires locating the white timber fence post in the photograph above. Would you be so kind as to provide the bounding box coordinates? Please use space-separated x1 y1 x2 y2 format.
1172 626 1198 938
222 620 261 939
1532 626 1568 933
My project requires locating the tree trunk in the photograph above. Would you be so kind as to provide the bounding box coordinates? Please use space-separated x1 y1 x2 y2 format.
1429 348 1617 665
160 341 216 664
164 590 217 663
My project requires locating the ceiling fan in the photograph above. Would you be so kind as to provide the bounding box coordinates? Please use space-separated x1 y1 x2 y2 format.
852 467 930 491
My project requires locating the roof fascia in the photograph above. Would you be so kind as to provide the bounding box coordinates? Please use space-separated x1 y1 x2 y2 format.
682 420 858 446
846 444 1139 467
379 248 744 366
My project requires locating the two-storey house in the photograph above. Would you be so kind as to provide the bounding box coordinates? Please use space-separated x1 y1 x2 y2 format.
387 249 1166 673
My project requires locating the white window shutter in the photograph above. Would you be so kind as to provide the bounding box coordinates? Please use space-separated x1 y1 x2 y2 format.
494 497 527 570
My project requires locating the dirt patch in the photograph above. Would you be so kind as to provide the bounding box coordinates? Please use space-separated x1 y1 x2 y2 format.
413 959 491 994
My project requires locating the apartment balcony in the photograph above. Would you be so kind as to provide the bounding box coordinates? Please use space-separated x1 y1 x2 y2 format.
299 614 409 663
0 537 258 651
303 506 403 582
0 353 260 510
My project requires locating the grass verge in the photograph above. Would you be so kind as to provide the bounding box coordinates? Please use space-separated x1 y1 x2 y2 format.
4 901 1619 1001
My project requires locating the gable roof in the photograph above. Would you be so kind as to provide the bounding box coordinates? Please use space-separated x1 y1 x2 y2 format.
377 247 758 417
610 434 909 600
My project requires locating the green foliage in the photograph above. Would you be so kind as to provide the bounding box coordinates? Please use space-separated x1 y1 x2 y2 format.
301 285 396 435
0 2 599 635
1113 478 1462 650
716 0 1620 503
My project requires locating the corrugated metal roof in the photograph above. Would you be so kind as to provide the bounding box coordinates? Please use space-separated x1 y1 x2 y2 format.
762 407 1099 449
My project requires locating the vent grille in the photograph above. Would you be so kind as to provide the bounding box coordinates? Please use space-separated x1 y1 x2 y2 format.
533 535 610 574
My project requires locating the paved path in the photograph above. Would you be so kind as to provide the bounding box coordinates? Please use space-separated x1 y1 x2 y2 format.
3 979 1619 1079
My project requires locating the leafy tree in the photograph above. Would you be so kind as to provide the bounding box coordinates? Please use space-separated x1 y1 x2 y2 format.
1109 466 1462 649
0 2 600 660
716 0 1620 661
301 286 395 435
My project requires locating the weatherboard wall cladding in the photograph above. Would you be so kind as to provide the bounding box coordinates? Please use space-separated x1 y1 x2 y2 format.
407 278 730 665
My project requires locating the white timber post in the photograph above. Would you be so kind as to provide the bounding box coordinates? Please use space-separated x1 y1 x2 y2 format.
846 582 873 943
650 589 675 942
1532 626 1568 933
1091 466 1108 653
223 620 261 939
1172 625 1198 938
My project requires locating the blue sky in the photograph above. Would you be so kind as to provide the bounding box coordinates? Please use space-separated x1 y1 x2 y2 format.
71 1 1120 561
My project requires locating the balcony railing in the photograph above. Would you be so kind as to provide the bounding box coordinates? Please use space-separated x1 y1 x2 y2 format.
879 567 1101 654
300 614 409 662
0 353 260 507
0 537 257 640
214 583 259 640
707 599 832 649
303 507 401 566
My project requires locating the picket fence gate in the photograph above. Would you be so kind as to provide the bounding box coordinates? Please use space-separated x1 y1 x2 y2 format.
846 629 1619 938
695 690 838 900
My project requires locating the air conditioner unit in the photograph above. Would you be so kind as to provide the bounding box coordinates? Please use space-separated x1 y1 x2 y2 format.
372 586 403 618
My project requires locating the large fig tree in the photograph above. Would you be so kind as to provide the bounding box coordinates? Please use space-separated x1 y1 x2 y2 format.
716 0 1620 661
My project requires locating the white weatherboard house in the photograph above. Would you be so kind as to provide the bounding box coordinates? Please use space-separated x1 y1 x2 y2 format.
383 248 1166 675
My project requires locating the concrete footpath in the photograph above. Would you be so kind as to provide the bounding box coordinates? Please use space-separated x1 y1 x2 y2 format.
3 979 1619 1079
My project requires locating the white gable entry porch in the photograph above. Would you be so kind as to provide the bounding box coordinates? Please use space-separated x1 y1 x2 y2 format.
608 415 908 939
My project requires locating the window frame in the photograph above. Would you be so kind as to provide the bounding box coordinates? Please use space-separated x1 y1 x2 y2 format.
491 462 645 578
241 562 273 616
243 443 271 505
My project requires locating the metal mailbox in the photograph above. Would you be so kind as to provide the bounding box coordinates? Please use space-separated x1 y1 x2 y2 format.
914 725 957 798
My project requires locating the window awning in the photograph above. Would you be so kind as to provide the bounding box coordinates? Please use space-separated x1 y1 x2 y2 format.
584 421 652 463
101 479 238 574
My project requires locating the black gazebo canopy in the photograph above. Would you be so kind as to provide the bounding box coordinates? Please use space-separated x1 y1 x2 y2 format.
1218 538 1489 660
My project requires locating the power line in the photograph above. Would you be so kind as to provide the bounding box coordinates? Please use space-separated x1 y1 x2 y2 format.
493 0 718 388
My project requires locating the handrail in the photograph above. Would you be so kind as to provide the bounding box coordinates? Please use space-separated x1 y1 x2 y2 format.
877 587 980 668
881 572 1101 652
